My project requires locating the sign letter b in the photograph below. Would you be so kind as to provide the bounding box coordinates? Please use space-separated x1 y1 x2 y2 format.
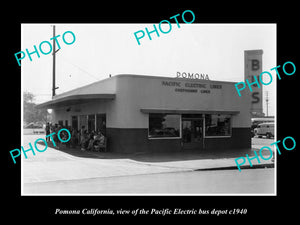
251 59 260 71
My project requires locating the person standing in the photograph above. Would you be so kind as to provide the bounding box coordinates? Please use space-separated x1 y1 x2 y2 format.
80 126 86 151
45 122 50 142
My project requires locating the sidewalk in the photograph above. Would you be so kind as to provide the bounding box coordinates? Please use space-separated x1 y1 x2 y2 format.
85 148 274 171
54 145 274 173
50 141 275 170
23 140 274 184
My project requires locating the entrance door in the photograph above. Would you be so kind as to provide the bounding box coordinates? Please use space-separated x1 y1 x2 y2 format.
182 119 203 150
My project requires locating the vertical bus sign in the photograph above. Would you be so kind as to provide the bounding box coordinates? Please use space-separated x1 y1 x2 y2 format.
244 49 263 116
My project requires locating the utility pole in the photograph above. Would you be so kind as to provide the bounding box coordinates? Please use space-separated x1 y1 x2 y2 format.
52 25 56 98
52 25 60 98
266 91 269 117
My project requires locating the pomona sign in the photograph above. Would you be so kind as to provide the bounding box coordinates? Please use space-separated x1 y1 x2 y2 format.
177 72 209 80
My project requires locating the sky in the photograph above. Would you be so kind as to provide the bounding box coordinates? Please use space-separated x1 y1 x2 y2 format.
21 23 276 116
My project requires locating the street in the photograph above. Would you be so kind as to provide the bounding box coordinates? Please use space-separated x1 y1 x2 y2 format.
24 168 274 195
22 134 275 195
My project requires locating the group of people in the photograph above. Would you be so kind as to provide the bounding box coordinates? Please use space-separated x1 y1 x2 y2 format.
78 126 106 151
45 123 69 149
45 123 106 151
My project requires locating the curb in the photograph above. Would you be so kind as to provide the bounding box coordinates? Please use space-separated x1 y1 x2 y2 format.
193 163 274 171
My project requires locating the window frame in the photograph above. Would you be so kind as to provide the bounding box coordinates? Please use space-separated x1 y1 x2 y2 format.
148 113 182 140
204 114 232 138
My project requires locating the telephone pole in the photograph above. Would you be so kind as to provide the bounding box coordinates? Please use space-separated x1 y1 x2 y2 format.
52 25 56 97
52 25 59 98
265 91 269 117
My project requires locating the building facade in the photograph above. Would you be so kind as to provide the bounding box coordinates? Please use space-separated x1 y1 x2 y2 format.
37 74 251 153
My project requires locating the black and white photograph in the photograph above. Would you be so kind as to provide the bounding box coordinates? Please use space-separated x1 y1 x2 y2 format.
20 23 276 195
4 4 298 221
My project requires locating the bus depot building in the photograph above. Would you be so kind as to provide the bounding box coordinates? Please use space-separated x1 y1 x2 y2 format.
37 74 251 153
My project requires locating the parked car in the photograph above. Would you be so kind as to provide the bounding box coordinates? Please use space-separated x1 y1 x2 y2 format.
24 122 44 129
254 122 274 138
251 129 255 138
23 122 45 134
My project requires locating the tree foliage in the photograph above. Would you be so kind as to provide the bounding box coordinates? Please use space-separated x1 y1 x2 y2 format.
23 91 48 124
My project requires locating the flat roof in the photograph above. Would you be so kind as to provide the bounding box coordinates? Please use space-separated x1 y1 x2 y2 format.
36 94 115 109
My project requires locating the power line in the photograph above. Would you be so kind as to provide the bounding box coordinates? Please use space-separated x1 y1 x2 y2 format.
33 93 52 96
59 55 100 81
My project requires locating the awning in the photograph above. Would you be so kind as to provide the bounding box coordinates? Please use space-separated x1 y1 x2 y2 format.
36 94 116 109
140 108 239 115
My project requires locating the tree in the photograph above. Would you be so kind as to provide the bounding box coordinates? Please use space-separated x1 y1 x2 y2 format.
23 91 48 125
23 91 35 103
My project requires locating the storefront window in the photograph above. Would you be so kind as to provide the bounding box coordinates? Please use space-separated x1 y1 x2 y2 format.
205 114 231 137
75 114 106 134
71 116 78 130
79 115 88 130
149 114 181 138
88 114 95 132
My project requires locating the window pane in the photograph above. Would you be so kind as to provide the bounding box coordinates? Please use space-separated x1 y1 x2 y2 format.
58 120 63 126
88 114 95 132
71 116 78 130
96 114 106 135
149 114 180 138
79 115 87 130
205 114 231 136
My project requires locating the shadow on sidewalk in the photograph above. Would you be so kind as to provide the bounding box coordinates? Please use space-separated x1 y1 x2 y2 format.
40 141 261 163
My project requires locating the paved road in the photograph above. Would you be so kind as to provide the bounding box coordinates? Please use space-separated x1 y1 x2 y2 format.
24 168 274 195
252 137 275 150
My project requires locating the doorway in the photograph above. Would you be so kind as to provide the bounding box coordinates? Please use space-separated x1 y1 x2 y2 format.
182 117 204 150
